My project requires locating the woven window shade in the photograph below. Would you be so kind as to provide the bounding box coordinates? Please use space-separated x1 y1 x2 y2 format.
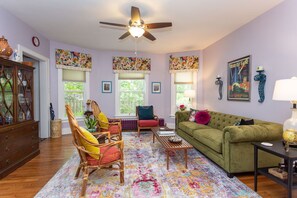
62 69 86 82
174 72 193 84
119 73 145 79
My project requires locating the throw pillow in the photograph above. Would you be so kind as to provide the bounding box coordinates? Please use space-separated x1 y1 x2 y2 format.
233 120 241 126
239 119 254 125
97 112 109 130
138 106 154 120
79 127 100 159
195 111 211 125
189 108 199 122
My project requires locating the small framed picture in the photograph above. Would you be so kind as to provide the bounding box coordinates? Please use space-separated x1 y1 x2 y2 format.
152 82 161 94
102 81 112 93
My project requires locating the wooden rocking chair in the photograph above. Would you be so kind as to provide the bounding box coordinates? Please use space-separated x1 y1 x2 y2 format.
66 104 124 198
87 99 122 140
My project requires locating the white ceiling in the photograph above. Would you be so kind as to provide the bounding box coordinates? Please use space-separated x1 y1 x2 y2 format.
0 0 284 54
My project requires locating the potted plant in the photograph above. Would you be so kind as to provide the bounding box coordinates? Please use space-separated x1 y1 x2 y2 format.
84 117 98 132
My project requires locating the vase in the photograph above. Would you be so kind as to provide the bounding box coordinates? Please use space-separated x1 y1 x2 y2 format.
0 36 13 59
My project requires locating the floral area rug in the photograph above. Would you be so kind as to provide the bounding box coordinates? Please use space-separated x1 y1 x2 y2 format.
35 132 260 198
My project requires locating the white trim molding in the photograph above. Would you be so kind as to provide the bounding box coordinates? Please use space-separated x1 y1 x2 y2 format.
17 44 50 138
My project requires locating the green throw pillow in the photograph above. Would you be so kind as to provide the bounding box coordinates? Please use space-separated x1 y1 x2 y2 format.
138 106 154 120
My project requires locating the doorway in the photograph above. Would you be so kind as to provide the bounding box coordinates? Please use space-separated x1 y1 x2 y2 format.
18 45 50 138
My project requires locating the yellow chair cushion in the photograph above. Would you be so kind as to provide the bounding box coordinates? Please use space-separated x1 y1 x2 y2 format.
97 112 109 130
79 127 100 159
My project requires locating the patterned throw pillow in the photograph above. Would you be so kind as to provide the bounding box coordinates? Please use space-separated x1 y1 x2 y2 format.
239 119 254 125
195 111 211 125
189 108 199 122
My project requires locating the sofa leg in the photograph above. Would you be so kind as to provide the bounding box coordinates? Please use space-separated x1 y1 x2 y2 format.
227 172 234 178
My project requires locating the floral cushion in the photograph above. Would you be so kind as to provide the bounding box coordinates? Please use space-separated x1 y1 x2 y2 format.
195 111 211 125
86 145 121 165
189 108 199 122
101 125 120 134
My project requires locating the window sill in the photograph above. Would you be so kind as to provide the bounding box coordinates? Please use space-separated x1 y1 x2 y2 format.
61 117 85 123
114 115 137 119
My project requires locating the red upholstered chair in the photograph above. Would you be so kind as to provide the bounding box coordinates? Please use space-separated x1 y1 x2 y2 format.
66 105 124 197
87 99 122 141
136 105 159 137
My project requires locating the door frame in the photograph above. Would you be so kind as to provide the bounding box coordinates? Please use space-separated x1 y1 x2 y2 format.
18 44 50 138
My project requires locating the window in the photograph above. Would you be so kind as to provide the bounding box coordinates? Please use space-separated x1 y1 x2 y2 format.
170 71 197 116
58 69 90 119
115 73 148 117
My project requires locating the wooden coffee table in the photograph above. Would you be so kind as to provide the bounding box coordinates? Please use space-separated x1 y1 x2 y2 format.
151 127 193 170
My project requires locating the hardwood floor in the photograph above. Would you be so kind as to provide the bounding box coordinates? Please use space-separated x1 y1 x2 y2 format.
0 133 295 198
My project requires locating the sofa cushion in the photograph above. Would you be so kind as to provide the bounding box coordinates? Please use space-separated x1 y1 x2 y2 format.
179 121 212 136
208 111 243 130
192 129 224 153
138 120 159 127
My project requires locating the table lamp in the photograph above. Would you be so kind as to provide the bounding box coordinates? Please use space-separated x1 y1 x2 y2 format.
184 90 196 108
272 77 297 150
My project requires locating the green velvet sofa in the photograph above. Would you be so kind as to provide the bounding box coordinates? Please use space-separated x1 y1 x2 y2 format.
175 110 283 177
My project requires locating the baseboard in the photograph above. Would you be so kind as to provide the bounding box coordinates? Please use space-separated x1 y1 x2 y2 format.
62 127 71 135
166 123 175 129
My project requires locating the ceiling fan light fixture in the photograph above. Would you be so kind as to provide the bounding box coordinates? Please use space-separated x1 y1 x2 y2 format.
129 26 145 38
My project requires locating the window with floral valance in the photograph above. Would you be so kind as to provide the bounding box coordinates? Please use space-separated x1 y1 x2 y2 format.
112 56 151 73
55 49 92 71
169 55 199 73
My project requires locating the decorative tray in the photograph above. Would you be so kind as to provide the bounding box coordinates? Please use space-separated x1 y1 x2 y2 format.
168 136 182 143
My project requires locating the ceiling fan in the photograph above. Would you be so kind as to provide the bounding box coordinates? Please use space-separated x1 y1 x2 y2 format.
99 6 172 41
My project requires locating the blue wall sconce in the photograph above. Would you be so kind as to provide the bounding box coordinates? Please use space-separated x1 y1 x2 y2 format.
254 66 266 103
215 75 223 100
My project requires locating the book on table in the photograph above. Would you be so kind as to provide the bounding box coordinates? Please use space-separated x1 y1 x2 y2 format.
157 130 175 136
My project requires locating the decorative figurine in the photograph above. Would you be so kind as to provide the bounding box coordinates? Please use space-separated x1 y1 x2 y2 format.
50 103 55 120
215 75 223 100
254 66 266 103
13 49 21 62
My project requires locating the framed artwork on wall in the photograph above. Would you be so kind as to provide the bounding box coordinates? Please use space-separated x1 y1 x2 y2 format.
152 82 161 94
227 55 251 101
102 81 112 93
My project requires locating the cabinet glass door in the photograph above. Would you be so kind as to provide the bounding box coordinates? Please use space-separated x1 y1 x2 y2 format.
0 66 14 125
17 69 33 122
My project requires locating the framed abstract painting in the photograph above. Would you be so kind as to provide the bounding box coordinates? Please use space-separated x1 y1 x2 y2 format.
227 55 251 101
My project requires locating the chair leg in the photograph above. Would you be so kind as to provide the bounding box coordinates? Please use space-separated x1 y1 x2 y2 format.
81 167 89 198
120 161 124 184
138 127 140 137
75 164 82 179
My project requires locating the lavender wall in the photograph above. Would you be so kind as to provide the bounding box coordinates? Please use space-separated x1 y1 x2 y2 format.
203 0 296 124
50 41 171 126
0 7 50 58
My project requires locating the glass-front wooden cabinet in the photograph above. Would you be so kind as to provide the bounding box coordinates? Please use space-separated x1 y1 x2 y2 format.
0 57 39 179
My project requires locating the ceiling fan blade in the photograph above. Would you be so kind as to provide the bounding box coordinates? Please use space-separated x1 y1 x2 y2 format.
119 31 131 40
99 21 127 27
146 22 172 29
143 31 156 41
131 6 141 23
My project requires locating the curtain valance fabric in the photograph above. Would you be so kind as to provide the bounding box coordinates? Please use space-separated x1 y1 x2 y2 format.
55 49 92 71
112 57 151 73
169 55 199 73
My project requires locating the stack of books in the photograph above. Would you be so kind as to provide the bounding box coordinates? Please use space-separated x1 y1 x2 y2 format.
157 130 175 136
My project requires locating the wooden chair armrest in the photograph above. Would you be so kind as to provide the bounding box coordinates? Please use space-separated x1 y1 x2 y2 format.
108 118 122 123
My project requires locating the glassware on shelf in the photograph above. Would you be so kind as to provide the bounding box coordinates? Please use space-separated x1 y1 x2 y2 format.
26 110 31 120
18 111 25 122
5 114 13 124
